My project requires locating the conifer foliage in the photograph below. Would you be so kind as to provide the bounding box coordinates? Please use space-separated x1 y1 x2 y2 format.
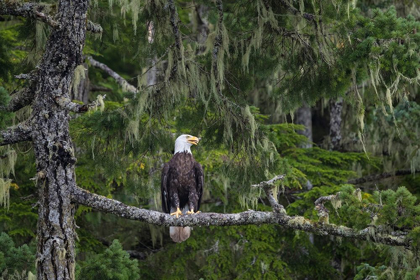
1 0 420 279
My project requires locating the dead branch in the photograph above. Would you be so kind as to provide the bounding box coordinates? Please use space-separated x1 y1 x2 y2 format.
252 175 286 214
314 192 341 224
87 21 103 33
348 170 419 185
0 1 59 27
0 122 32 146
55 95 106 113
87 56 138 94
14 73 35 80
0 87 35 112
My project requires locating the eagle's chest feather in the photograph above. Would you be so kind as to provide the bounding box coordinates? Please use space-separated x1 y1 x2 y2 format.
169 152 196 187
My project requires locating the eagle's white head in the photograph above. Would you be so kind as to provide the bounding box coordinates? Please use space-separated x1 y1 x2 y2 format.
174 134 200 154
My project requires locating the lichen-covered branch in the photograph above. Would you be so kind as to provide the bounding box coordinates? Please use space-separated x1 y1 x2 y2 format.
55 95 105 113
15 73 35 80
252 175 286 214
0 123 32 146
71 185 411 248
314 192 341 224
0 87 35 112
87 56 138 94
86 21 102 33
0 1 58 27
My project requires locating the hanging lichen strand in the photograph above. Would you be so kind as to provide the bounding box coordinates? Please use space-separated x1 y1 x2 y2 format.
0 178 10 209
118 0 271 168
0 146 16 209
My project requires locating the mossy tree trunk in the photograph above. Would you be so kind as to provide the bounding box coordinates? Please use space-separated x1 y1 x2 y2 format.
18 0 89 278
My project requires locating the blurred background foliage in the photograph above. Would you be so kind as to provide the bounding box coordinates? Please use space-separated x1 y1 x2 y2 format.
1 0 420 279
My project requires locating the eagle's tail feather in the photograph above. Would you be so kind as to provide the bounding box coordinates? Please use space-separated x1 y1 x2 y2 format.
170 226 191 243
169 206 191 242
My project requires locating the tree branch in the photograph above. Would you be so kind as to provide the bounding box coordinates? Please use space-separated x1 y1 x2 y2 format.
87 56 138 94
278 0 317 25
0 1 59 27
252 175 286 214
89 85 112 92
314 192 341 224
86 21 102 33
348 170 419 185
0 123 32 146
55 95 106 113
0 87 35 112
71 185 411 248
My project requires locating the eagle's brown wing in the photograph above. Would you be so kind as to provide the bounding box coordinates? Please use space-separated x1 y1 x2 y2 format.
194 161 204 211
161 163 171 213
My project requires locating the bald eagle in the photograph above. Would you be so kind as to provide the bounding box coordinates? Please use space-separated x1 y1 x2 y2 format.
161 134 204 243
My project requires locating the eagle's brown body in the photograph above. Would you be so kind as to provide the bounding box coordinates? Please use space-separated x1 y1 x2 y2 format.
161 151 204 242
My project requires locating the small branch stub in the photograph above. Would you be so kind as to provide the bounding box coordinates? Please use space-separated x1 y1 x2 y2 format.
314 192 343 224
87 21 103 33
55 95 106 113
252 175 286 214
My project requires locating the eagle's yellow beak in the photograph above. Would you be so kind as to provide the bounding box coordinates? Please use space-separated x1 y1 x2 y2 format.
187 136 200 145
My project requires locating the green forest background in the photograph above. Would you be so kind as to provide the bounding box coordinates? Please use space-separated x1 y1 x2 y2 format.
1 0 420 279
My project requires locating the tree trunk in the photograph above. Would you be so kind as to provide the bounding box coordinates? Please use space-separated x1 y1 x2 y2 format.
32 0 89 278
329 97 343 151
295 104 313 148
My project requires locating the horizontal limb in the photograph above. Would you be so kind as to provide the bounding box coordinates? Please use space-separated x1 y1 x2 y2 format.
348 170 420 185
87 56 138 94
55 95 106 113
0 87 35 112
0 1 58 27
71 185 411 248
0 123 32 146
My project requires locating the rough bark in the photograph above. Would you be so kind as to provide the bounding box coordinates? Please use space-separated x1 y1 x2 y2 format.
295 104 313 148
329 97 343 150
0 1 58 27
212 0 224 96
195 4 209 54
71 185 410 248
0 87 35 112
168 0 184 79
0 123 32 146
28 0 89 278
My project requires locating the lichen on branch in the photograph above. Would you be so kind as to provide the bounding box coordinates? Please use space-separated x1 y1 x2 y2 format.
71 184 411 248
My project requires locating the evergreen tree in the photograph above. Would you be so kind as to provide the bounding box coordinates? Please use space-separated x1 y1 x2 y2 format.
1 0 420 279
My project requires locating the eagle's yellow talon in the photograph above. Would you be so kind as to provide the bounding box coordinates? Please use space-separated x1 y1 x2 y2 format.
170 207 183 218
186 210 200 215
